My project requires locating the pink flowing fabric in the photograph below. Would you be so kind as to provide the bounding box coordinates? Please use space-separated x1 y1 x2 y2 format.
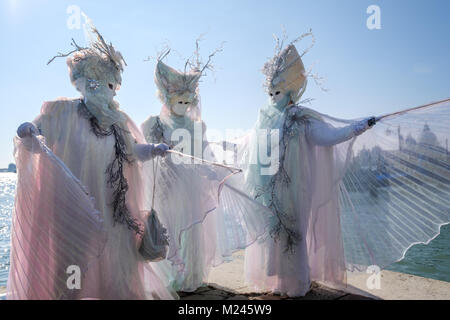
7 99 175 300
7 135 107 299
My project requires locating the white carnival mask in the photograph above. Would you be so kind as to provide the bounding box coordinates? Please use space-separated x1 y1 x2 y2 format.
268 87 286 105
155 59 201 114
169 91 195 116
76 77 123 127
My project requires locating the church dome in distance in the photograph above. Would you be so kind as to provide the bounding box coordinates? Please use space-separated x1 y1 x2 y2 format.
419 123 439 147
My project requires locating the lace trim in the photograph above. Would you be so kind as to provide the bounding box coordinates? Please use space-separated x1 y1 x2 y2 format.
255 106 306 252
78 100 143 234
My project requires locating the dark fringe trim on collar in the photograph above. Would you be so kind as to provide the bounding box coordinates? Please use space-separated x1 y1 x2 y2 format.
78 100 143 234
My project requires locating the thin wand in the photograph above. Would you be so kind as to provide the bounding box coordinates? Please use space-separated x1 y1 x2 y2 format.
375 98 450 122
167 149 242 173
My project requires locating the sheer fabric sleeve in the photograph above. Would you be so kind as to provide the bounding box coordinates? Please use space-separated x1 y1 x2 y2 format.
306 118 356 147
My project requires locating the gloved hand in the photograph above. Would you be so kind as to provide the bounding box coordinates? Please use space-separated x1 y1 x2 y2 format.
17 122 38 138
152 143 169 157
352 117 376 136
134 143 170 162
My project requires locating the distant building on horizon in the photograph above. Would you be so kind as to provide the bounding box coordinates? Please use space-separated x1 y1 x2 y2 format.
344 122 448 197
0 163 16 173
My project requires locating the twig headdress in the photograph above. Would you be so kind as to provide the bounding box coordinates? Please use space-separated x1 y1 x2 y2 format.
153 36 224 108
48 14 127 90
263 29 325 104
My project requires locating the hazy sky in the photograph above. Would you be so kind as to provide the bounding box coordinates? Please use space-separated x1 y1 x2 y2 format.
0 0 449 167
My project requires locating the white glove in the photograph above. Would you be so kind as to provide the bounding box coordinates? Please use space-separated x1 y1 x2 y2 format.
352 117 375 137
17 122 38 138
134 143 169 161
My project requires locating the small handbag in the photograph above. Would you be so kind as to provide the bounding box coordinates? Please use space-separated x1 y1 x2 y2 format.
139 157 169 262
139 208 169 262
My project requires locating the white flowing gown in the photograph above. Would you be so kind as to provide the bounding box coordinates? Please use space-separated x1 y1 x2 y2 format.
240 101 449 297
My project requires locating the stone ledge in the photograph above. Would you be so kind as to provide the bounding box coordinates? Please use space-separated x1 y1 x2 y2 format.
178 282 371 300
0 284 368 300
2 250 449 300
204 251 450 300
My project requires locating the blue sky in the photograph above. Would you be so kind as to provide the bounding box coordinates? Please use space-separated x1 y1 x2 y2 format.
0 0 449 167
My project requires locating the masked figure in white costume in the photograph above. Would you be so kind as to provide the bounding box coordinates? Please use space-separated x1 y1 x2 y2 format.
239 31 450 297
141 45 224 292
140 42 277 292
7 24 173 300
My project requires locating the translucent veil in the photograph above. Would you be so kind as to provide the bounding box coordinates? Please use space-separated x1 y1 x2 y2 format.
7 135 107 299
139 125 274 270
338 99 450 271
255 28 450 283
225 98 448 289
256 28 449 281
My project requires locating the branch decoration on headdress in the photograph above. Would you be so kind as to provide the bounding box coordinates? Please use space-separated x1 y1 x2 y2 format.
152 36 224 107
263 29 328 103
47 14 127 84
